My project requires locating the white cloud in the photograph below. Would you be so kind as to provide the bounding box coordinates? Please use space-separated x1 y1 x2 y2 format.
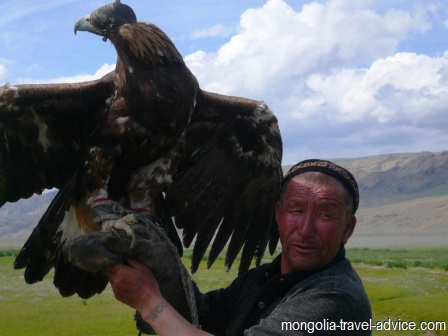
186 0 430 96
302 52 448 125
18 63 115 84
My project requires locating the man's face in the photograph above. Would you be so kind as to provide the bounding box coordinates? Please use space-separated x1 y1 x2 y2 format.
276 175 356 274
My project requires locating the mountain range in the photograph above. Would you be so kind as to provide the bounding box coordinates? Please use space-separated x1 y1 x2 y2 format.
1 151 447 242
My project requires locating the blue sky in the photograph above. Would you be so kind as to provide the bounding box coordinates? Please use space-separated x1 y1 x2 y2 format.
2 0 448 164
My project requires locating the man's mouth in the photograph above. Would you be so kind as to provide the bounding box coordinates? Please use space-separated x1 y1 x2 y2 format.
294 243 320 252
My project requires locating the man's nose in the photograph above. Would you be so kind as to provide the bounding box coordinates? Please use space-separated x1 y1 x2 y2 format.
297 212 316 237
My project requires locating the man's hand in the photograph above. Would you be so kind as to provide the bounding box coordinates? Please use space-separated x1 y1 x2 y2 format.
107 257 212 336
107 257 161 313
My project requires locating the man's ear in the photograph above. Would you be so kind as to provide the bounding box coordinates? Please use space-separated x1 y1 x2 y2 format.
275 200 282 224
342 215 357 244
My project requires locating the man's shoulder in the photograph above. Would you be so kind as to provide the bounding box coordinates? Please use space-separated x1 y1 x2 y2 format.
301 258 364 291
287 258 371 313
279 258 372 322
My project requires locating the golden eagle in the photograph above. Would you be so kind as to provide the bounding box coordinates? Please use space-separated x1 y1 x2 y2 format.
0 0 282 299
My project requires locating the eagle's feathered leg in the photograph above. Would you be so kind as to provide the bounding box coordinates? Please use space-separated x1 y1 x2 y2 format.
83 145 121 207
127 154 180 209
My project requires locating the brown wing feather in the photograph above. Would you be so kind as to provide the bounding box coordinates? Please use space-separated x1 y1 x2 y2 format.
165 89 283 275
0 72 114 205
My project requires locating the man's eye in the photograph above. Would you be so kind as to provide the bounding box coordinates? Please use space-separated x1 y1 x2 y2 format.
320 212 334 220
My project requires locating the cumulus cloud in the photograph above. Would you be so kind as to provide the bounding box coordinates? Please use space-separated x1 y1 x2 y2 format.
185 0 448 162
186 0 429 95
46 63 116 83
303 52 448 124
18 63 115 84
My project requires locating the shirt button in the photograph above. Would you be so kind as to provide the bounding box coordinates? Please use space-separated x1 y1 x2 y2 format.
258 301 266 309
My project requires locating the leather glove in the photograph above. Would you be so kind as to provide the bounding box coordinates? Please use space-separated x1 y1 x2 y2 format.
68 199 206 335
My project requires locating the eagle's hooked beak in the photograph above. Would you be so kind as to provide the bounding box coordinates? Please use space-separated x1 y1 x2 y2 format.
74 15 110 42
74 1 137 42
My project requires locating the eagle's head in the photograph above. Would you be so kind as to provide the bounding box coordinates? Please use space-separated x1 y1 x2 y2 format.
74 0 137 42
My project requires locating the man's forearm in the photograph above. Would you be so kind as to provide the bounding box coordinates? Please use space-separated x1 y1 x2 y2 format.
139 297 212 336
107 261 210 335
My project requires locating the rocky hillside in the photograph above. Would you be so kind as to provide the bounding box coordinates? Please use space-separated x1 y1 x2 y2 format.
333 151 448 208
0 191 56 237
1 151 447 239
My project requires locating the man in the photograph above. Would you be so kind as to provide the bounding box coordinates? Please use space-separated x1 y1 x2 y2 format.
107 159 372 335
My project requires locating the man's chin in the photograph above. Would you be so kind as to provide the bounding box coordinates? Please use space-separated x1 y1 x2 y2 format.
284 247 323 272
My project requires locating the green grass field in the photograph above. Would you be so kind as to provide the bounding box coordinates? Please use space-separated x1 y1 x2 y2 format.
1 247 447 335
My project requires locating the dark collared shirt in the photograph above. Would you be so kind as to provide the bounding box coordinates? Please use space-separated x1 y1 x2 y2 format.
199 246 371 335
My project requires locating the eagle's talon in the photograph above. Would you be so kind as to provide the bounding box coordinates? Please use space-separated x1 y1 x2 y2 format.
108 226 122 238
129 232 139 250
102 214 140 254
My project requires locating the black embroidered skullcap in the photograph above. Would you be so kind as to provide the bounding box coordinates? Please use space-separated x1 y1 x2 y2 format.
282 159 359 214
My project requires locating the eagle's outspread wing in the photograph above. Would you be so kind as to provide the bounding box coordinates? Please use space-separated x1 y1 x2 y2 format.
167 90 282 274
0 73 114 205
3 0 283 299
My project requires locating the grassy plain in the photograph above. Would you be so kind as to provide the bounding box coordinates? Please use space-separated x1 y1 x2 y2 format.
0 247 447 335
